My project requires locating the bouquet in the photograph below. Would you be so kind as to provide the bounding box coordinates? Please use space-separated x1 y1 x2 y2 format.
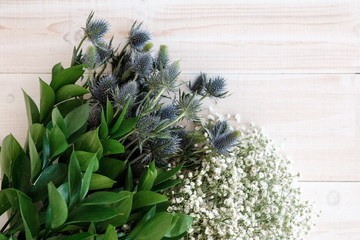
0 12 315 240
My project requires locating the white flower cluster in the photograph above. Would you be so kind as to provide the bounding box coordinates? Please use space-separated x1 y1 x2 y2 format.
167 117 315 240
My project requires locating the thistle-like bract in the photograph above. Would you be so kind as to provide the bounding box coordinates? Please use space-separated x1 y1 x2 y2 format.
89 74 117 105
131 52 153 76
112 81 139 109
205 76 228 99
210 130 241 154
88 104 102 129
188 72 207 95
155 45 169 69
84 11 109 42
176 91 201 121
128 22 151 51
160 104 178 121
146 136 181 165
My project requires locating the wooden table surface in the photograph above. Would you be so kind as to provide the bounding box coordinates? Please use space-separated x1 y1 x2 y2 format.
1 1 359 238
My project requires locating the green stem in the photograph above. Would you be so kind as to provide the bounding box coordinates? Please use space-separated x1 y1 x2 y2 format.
119 129 136 142
71 35 87 66
159 112 186 131
125 138 138 150
130 153 147 165
126 146 139 161
97 63 107 78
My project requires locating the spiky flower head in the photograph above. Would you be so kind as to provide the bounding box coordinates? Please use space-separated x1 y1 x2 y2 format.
112 81 139 109
146 136 181 165
87 104 102 129
89 74 117 105
84 11 109 43
128 21 151 51
162 61 180 89
188 72 207 95
83 45 100 69
131 52 153 76
160 104 178 121
155 45 169 70
205 76 228 99
136 115 161 140
175 91 201 121
208 120 229 138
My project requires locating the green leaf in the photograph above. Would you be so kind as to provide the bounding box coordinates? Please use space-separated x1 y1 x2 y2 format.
74 128 103 159
154 162 184 186
56 84 89 103
69 150 82 206
0 233 7 240
22 90 39 126
63 232 94 240
109 98 131 134
106 98 114 126
52 108 67 136
28 163 68 201
57 99 85 117
127 206 157 238
47 182 68 228
52 62 64 79
11 153 31 192
28 132 41 181
76 151 99 172
1 134 23 179
0 189 19 216
67 205 119 223
125 164 133 192
111 117 138 139
132 191 168 210
152 179 182 192
82 191 130 205
132 212 173 240
80 155 96 200
42 129 50 167
39 78 55 123
138 161 157 191
164 214 193 238
48 125 68 159
64 103 89 139
25 123 45 152
102 139 124 156
50 64 85 91
104 192 133 228
57 182 69 206
104 224 117 240
18 192 40 239
99 109 108 139
98 158 126 179
89 174 116 190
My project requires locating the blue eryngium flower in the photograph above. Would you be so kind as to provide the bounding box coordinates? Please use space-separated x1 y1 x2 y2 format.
161 104 178 121
206 120 240 155
147 136 181 165
131 52 153 76
112 81 139 109
189 73 228 99
188 72 207 95
84 11 110 44
89 74 117 105
129 22 151 51
88 104 102 129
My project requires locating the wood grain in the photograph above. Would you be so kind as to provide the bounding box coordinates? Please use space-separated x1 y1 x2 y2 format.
0 73 359 181
1 0 360 73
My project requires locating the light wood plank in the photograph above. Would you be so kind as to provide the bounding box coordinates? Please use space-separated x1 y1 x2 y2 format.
0 73 359 181
1 0 360 73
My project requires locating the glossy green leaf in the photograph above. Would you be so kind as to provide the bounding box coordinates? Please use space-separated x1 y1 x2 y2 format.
127 206 157 238
106 98 114 126
24 123 45 153
56 84 89 103
99 109 108 139
52 107 67 136
132 212 173 240
104 191 133 228
48 125 68 159
63 232 94 240
42 129 50 167
39 78 55 123
109 98 131 134
125 164 133 191
104 224 117 240
164 214 193 238
132 191 168 210
18 192 40 239
11 153 31 192
1 134 23 179
82 191 130 205
67 205 119 223
50 64 85 91
0 233 7 240
76 151 99 172
69 150 82 206
111 117 139 139
57 182 69 206
0 189 19 216
154 162 184 186
74 128 103 159
89 173 116 190
102 139 124 156
80 155 96 200
98 158 126 179
28 163 68 201
22 90 39 126
138 161 157 191
152 179 182 192
47 182 68 228
52 62 64 79
64 103 89 138
28 132 41 181
57 99 85 117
